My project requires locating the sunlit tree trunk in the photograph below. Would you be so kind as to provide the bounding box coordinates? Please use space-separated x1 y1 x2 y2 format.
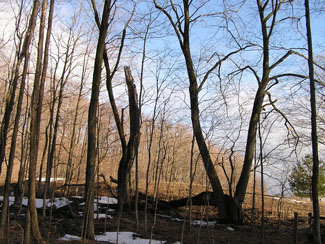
83 0 111 239
25 0 53 242
0 1 38 239
0 0 37 175
14 103 30 213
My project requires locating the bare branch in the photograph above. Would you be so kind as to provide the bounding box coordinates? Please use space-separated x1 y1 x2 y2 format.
153 0 184 48
198 45 251 92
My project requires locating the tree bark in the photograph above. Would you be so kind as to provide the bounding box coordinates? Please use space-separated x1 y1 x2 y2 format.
153 0 241 224
0 0 38 175
305 0 321 243
25 0 52 242
13 105 30 213
182 0 233 224
235 0 279 205
0 1 37 238
83 0 111 240
117 67 141 209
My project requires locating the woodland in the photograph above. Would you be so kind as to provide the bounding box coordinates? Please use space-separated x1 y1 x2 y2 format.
0 0 325 243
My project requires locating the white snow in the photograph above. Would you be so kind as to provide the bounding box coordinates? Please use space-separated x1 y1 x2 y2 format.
96 232 166 243
35 178 65 182
227 226 235 231
59 232 166 243
95 196 118 205
58 234 81 241
80 197 118 211
192 220 217 227
94 213 113 219
156 214 216 227
0 196 71 209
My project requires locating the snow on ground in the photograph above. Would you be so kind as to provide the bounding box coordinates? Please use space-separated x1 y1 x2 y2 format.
192 220 217 227
95 196 118 205
94 213 113 219
80 196 118 211
0 196 71 209
58 234 81 241
36 177 65 182
96 232 166 244
58 232 167 243
157 214 216 227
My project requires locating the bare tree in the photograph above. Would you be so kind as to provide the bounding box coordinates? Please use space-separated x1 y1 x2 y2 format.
305 0 321 243
235 0 297 209
64 36 92 196
25 0 54 242
153 0 247 223
89 0 138 213
0 0 38 240
0 0 37 175
83 0 112 240
42 12 79 216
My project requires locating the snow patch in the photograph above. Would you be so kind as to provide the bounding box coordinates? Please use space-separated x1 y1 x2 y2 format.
96 232 166 244
94 213 113 219
80 197 117 211
227 226 235 231
192 220 217 227
0 196 71 209
59 232 166 243
157 214 216 227
95 196 118 205
58 234 81 241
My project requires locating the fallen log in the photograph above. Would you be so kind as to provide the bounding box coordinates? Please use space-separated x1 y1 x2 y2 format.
160 191 217 208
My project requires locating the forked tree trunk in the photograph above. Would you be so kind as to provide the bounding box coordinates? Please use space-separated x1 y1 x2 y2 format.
235 0 290 208
153 0 241 224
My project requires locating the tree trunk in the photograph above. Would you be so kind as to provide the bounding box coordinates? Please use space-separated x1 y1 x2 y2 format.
117 67 140 209
153 0 241 224
235 0 274 205
181 1 232 223
0 1 37 237
305 1 321 243
14 104 30 213
83 0 111 240
235 84 267 203
0 0 38 175
25 0 52 242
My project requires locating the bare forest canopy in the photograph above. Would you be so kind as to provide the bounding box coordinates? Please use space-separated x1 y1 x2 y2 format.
0 0 325 241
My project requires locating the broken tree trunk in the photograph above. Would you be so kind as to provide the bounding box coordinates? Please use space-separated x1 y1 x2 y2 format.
117 67 141 210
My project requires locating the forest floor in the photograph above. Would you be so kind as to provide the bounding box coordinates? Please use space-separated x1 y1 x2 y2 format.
2 181 325 244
